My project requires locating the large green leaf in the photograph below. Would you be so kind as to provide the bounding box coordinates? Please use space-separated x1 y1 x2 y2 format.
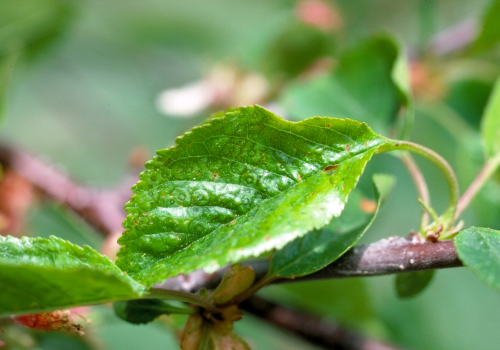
117 105 394 287
279 36 412 136
267 174 395 279
481 77 500 158
0 236 144 317
455 227 500 291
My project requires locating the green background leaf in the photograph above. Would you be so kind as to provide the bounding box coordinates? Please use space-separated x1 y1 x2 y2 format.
117 105 393 287
395 270 435 299
279 36 411 135
455 227 500 291
0 236 144 317
474 0 500 52
481 76 500 158
0 0 74 59
268 173 395 279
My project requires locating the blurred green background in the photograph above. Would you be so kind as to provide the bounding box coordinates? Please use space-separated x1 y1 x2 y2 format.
2 0 500 349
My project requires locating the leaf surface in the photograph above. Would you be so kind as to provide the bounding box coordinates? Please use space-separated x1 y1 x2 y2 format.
117 105 393 287
268 174 395 279
279 36 412 136
455 227 500 291
481 77 500 158
0 236 144 317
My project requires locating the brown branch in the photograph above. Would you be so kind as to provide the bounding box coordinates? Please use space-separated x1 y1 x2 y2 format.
240 295 407 350
0 144 135 235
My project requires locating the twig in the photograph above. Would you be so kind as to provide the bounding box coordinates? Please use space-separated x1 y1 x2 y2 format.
455 152 500 221
0 144 135 235
240 295 406 350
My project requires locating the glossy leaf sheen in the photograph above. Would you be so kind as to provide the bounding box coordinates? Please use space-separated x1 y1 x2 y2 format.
481 77 500 158
0 235 144 317
455 227 500 291
268 174 395 278
117 105 392 287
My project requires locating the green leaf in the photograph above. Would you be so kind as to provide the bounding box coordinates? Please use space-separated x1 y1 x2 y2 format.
481 77 500 158
0 235 144 317
474 0 500 52
262 22 335 78
117 105 394 287
279 36 412 136
114 299 193 325
395 270 435 299
268 173 395 279
455 227 500 291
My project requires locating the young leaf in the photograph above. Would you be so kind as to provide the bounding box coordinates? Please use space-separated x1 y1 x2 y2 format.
114 299 194 325
117 105 395 287
481 77 500 158
279 36 412 136
455 227 500 291
267 174 395 279
395 270 435 299
0 235 144 317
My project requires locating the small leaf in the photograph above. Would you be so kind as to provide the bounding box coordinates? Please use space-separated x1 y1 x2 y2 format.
116 105 394 287
455 227 500 291
113 299 193 325
280 36 412 136
268 174 395 279
0 235 144 317
395 270 435 299
481 77 500 158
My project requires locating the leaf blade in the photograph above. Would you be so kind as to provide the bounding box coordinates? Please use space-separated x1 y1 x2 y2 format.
0 236 144 317
117 105 393 287
455 227 500 291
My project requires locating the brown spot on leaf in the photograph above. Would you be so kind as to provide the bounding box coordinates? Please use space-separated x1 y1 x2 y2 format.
212 173 218 179
345 144 351 152
323 164 339 173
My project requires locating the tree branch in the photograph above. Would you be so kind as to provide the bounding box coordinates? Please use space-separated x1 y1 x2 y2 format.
240 295 406 350
0 144 134 235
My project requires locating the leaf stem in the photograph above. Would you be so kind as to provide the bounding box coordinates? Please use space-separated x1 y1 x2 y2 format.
455 152 500 221
144 288 218 313
378 141 459 232
399 152 431 232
